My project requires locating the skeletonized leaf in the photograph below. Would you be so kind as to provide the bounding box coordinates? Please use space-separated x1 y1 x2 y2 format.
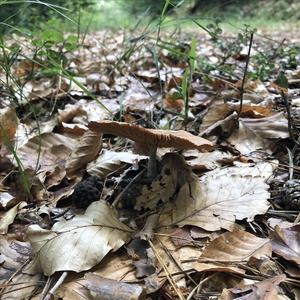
66 129 102 177
27 200 132 276
160 162 275 231
87 150 146 179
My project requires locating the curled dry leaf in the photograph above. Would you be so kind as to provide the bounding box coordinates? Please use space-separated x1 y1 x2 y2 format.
272 224 300 266
0 107 18 145
66 129 103 177
200 230 272 262
27 200 132 276
160 162 275 231
88 120 213 153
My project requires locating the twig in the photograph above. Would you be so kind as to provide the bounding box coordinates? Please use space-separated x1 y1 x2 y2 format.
43 272 68 300
238 31 254 119
149 240 185 300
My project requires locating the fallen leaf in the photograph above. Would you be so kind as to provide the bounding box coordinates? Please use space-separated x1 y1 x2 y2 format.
220 274 286 300
0 107 18 145
84 273 144 300
86 150 146 179
200 230 272 262
228 120 272 155
27 200 132 276
240 112 289 139
0 201 27 234
66 129 102 177
160 162 275 231
272 224 300 266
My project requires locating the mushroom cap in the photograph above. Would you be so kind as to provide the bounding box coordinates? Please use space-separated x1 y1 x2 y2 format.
88 120 213 152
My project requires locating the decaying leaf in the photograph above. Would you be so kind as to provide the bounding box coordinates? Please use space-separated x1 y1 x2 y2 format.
200 230 272 262
83 273 144 300
272 224 300 266
220 274 286 300
228 120 272 155
87 150 146 179
183 149 234 170
66 129 103 177
0 236 42 300
241 112 289 139
88 120 213 153
160 162 275 231
12 132 75 183
27 200 132 276
0 201 27 234
0 107 18 145
135 153 190 210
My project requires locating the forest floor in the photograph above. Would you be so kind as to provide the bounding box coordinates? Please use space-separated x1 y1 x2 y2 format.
0 22 300 300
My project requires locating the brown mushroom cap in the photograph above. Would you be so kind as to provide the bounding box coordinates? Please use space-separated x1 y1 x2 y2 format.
88 120 213 151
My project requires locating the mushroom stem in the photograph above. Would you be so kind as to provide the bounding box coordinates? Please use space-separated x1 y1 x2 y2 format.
147 145 158 178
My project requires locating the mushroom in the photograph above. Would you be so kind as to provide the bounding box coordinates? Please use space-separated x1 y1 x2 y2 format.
86 73 110 93
88 120 214 178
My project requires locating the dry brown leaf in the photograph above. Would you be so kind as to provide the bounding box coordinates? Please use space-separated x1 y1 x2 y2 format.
272 224 300 266
26 200 132 276
200 230 272 262
220 274 286 300
83 273 144 300
0 107 18 146
135 153 190 210
199 100 230 133
183 149 234 170
13 133 75 183
160 162 275 231
88 120 213 152
241 112 289 139
228 120 272 155
86 150 146 179
0 236 42 300
66 129 102 177
0 201 27 234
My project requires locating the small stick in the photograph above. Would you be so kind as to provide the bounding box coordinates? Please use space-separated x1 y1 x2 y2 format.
43 272 68 300
238 31 254 119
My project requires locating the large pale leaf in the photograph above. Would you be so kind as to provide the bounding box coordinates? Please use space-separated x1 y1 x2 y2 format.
160 162 275 231
27 201 132 276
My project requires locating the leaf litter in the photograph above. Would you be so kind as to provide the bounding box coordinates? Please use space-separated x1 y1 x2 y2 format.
0 25 299 300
